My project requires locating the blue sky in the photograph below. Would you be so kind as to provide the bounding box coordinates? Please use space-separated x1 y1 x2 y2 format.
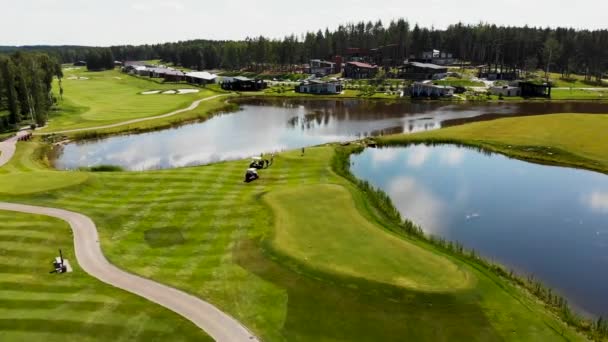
3 0 607 46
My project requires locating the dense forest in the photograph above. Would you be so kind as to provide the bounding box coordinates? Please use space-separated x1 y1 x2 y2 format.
2 20 607 80
0 52 62 130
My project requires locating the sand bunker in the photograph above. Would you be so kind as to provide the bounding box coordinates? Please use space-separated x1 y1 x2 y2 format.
177 89 200 94
141 89 200 95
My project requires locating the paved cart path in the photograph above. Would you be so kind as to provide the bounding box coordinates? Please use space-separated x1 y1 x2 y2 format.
1 117 259 342
35 94 229 135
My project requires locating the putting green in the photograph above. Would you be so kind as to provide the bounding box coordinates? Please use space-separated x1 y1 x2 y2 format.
265 184 473 291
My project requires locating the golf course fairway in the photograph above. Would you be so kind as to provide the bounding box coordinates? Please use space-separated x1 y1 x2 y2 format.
0 211 211 342
264 183 473 291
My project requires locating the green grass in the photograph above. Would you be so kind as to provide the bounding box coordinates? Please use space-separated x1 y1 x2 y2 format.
552 88 608 100
547 72 608 88
0 142 89 195
434 78 485 87
0 141 586 341
379 113 608 173
0 211 211 342
42 69 224 132
265 184 473 291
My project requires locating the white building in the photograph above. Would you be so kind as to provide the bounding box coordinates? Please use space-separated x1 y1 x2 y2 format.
490 85 521 97
411 82 455 98
186 71 218 85
296 80 343 94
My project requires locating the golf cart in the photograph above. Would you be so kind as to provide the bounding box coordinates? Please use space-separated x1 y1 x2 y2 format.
244 168 259 183
250 156 265 169
51 249 68 274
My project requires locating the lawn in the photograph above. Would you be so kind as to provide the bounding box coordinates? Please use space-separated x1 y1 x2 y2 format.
0 211 211 342
265 184 473 292
434 77 485 87
40 69 224 133
0 140 586 341
547 72 608 88
552 88 608 100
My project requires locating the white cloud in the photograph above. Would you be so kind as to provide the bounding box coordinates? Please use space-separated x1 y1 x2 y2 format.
388 176 445 234
586 191 608 213
407 145 431 168
370 148 399 164
439 148 465 166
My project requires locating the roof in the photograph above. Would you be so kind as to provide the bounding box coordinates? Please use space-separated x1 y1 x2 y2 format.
413 82 455 90
405 62 447 70
234 76 253 82
346 61 377 69
186 71 217 80
163 69 186 76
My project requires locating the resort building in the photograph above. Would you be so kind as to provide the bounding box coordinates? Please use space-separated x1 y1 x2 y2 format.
295 79 343 94
398 62 448 80
185 71 217 85
343 61 378 79
490 85 521 97
309 59 337 76
221 76 267 91
410 82 455 98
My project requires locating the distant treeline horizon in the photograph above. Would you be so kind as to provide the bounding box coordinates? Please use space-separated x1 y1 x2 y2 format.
2 20 607 79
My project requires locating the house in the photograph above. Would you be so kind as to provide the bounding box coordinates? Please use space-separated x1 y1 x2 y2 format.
373 44 403 67
519 82 552 98
398 62 448 80
73 61 86 66
478 65 519 81
490 85 521 97
345 47 372 63
162 69 187 82
309 60 337 76
295 79 343 94
410 50 455 66
114 61 123 67
411 82 455 98
221 76 267 91
186 71 217 85
343 62 378 79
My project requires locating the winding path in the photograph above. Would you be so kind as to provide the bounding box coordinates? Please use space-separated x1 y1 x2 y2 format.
34 94 229 135
1 122 260 342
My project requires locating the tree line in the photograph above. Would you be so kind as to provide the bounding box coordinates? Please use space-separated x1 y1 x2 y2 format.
2 20 607 80
0 52 62 131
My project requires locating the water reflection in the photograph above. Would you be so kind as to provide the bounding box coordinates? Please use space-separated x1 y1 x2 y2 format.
54 98 608 170
351 145 608 317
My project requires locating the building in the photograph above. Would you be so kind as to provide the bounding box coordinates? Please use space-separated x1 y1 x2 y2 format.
490 85 521 97
345 47 372 63
186 71 217 85
295 79 343 94
410 50 456 66
309 60 337 76
221 76 267 91
398 62 448 80
519 82 552 98
162 69 187 82
73 61 86 66
478 65 519 81
372 44 403 67
343 61 378 79
411 82 455 98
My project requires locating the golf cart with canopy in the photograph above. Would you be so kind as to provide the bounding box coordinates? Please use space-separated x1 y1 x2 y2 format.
250 156 266 169
245 168 259 183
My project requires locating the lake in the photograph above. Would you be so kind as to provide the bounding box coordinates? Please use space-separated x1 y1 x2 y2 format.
53 98 608 170
350 145 608 317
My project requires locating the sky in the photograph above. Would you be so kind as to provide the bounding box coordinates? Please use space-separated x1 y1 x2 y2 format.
2 0 607 46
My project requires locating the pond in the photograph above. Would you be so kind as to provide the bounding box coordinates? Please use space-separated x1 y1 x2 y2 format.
53 98 608 170
350 145 608 317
